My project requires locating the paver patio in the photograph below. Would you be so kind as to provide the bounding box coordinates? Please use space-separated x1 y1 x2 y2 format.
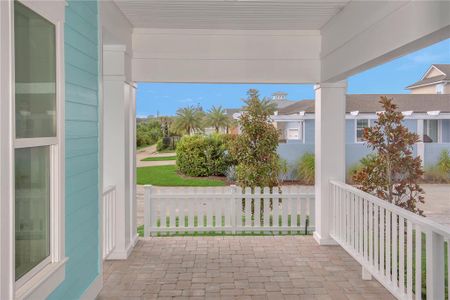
99 236 394 299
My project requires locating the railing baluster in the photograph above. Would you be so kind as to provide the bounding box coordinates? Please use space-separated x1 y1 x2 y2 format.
380 207 385 277
386 209 391 282
406 220 413 299
399 216 405 295
374 204 379 272
392 212 398 289
415 225 422 300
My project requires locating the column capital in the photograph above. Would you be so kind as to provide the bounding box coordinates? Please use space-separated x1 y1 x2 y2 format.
314 80 347 91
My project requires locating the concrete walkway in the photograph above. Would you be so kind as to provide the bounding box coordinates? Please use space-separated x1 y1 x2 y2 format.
421 184 450 227
99 236 394 299
137 145 176 168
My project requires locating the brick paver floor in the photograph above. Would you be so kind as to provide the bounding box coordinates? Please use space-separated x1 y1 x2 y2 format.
98 236 394 300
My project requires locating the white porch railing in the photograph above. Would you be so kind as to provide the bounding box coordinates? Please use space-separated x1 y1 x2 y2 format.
102 185 116 259
144 185 314 236
330 181 450 300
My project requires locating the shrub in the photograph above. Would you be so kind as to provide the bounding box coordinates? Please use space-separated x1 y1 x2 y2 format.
278 159 290 183
424 166 450 183
176 134 232 177
347 154 378 184
156 137 177 152
136 119 163 147
437 150 450 174
296 153 315 185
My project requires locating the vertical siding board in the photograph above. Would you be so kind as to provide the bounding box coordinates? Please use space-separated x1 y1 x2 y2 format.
49 1 100 299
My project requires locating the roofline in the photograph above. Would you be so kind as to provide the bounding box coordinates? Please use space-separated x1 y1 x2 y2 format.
420 64 446 80
406 79 448 90
272 112 450 121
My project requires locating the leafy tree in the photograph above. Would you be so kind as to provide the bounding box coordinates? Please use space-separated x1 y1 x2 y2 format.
172 106 204 135
136 119 163 147
229 89 280 188
353 97 425 215
205 106 230 133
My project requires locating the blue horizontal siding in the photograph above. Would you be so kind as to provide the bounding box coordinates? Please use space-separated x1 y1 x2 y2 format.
66 137 98 158
48 0 100 299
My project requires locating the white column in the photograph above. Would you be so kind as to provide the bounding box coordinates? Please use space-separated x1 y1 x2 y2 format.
103 45 137 259
417 119 425 167
314 81 347 245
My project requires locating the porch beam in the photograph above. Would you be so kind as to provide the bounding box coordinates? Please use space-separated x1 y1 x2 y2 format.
314 81 347 245
321 1 450 82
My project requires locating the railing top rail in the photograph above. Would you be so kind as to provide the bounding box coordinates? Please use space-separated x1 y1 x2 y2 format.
330 180 450 238
103 185 116 195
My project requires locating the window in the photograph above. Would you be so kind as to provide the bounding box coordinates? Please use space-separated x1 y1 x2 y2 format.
287 128 300 140
423 120 439 143
436 83 444 94
355 119 370 142
13 0 63 289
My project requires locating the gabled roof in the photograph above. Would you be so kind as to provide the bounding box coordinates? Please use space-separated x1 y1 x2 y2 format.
278 94 450 115
406 64 450 89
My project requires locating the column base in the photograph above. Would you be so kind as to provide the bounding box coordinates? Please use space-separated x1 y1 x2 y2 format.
313 231 338 245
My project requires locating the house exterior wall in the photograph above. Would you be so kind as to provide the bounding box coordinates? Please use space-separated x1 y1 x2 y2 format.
48 0 101 299
424 143 450 166
410 85 439 94
304 119 315 144
277 117 446 179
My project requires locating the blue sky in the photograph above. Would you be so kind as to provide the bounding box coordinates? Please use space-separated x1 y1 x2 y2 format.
136 38 450 117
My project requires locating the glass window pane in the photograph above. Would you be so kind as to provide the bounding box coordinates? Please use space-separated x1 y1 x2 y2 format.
356 119 369 142
14 1 56 138
15 147 50 280
428 120 438 143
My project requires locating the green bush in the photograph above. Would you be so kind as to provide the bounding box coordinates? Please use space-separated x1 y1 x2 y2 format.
136 119 163 147
176 134 232 177
438 150 450 174
296 153 315 185
156 137 177 152
424 166 450 183
347 154 378 184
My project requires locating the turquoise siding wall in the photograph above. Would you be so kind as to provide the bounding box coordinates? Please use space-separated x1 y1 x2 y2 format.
49 1 100 299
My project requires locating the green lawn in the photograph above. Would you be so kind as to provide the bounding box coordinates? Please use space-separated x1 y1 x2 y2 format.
141 155 176 162
137 165 225 186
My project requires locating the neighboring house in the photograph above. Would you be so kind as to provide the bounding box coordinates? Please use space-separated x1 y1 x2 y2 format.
274 94 450 177
406 64 450 94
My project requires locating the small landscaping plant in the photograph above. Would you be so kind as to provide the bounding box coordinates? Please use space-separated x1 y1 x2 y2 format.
229 89 280 189
352 96 425 215
424 150 450 183
296 153 315 185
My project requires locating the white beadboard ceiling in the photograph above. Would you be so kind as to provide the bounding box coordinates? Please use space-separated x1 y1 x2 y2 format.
113 0 350 30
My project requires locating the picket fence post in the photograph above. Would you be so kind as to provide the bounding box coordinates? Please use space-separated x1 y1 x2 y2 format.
230 185 237 234
144 185 152 237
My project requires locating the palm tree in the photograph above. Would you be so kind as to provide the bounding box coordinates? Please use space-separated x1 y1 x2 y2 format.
260 97 278 115
205 106 230 133
172 106 204 135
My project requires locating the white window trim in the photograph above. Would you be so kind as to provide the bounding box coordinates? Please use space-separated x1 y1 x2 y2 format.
1 1 66 299
354 119 371 144
424 119 442 143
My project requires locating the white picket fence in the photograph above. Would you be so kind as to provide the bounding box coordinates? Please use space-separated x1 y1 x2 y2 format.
144 185 315 236
102 185 116 259
330 181 450 300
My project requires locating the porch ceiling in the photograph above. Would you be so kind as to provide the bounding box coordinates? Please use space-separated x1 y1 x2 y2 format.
113 0 349 30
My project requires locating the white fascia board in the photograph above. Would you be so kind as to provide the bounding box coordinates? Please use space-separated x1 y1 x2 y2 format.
274 112 450 121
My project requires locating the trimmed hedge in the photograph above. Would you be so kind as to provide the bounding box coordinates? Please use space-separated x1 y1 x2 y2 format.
176 134 232 177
